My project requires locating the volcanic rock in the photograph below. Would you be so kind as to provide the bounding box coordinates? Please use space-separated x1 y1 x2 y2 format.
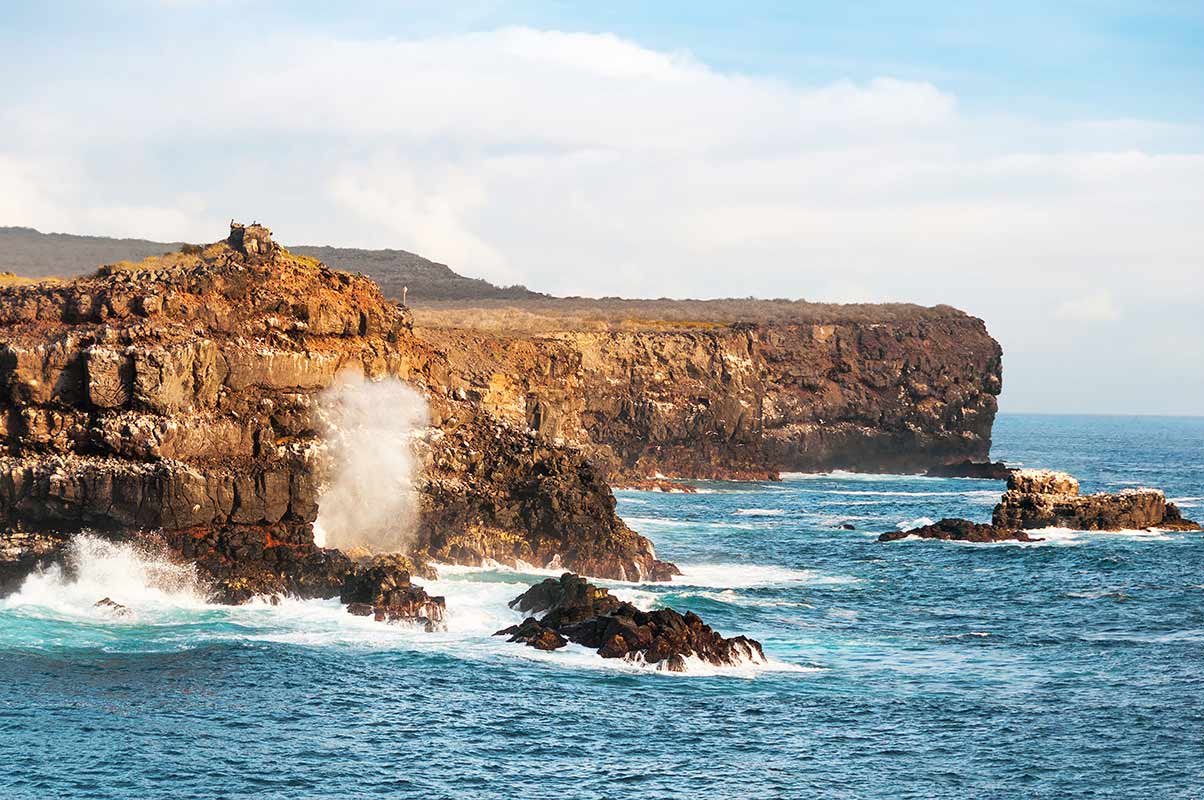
416 307 1002 479
94 596 131 616
878 517 1042 543
992 470 1199 531
495 573 765 671
926 460 1014 480
0 221 677 599
340 554 446 629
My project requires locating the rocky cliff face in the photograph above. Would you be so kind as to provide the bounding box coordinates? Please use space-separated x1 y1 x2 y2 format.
0 224 668 598
415 313 1002 479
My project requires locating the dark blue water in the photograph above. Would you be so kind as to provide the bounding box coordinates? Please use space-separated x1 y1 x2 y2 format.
2 414 1202 799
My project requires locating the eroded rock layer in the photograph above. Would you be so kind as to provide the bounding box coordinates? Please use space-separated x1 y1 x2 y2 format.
414 312 1002 480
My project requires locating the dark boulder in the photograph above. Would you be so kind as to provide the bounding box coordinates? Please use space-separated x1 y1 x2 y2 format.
926 460 1014 480
94 596 132 616
495 617 568 650
495 573 765 671
879 517 1042 543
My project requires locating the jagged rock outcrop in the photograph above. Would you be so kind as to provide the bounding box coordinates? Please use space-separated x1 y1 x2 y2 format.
495 573 766 671
0 223 673 599
878 517 1041 543
339 554 446 629
992 470 1200 532
415 311 1002 480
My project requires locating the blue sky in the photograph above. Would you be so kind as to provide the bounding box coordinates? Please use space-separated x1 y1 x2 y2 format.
1 1 1202 415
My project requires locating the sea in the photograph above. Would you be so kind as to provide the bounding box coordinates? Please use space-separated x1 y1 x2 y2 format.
2 413 1202 799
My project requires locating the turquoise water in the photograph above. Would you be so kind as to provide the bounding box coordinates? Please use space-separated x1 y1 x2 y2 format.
2 414 1203 799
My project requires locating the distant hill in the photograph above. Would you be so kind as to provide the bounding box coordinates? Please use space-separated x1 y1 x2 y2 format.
0 227 545 302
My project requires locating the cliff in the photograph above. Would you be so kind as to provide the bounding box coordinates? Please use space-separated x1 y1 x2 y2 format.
414 309 1002 479
0 224 668 598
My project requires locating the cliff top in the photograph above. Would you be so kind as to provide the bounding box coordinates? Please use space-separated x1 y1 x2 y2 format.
2 225 975 329
0 224 408 351
412 297 974 334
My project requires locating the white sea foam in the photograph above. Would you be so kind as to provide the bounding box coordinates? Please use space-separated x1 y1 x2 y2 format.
897 517 936 530
780 470 945 482
803 488 1001 498
2 537 810 676
734 508 786 517
3 534 209 619
668 588 813 609
671 563 859 589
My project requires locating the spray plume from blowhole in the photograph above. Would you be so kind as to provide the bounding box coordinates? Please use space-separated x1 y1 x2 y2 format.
313 372 429 555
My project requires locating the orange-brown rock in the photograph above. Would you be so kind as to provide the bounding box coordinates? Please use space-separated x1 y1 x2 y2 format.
0 223 673 599
413 309 1002 480
992 470 1199 532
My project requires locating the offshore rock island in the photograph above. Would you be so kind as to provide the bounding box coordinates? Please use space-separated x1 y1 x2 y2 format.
880 469 1199 543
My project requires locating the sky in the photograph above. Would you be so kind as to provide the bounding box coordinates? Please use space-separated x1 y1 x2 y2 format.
1 1 1201 415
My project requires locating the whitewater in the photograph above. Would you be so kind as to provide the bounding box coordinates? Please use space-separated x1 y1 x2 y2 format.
2 413 1203 799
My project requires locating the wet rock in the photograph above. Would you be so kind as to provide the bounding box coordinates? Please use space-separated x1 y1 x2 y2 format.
838 523 856 530
926 460 1014 480
414 418 680 582
992 469 1199 531
496 573 765 671
346 602 374 617
878 517 1041 543
94 596 131 616
340 554 446 630
495 617 568 650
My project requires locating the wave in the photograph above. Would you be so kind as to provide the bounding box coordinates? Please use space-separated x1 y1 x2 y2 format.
780 470 934 482
3 534 209 620
801 488 1001 498
896 517 936 531
734 508 786 517
671 563 859 589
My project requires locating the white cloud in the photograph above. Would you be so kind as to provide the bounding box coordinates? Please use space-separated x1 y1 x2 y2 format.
1054 289 1121 322
1 26 1201 412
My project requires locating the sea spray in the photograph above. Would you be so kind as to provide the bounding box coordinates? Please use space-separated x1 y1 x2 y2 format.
314 372 429 553
5 534 207 615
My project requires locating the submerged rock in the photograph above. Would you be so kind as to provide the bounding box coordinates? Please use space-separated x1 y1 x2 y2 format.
495 573 765 671
879 518 1042 543
926 460 1014 480
992 470 1200 531
94 596 132 616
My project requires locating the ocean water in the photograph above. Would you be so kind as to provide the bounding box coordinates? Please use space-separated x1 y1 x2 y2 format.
2 413 1203 799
